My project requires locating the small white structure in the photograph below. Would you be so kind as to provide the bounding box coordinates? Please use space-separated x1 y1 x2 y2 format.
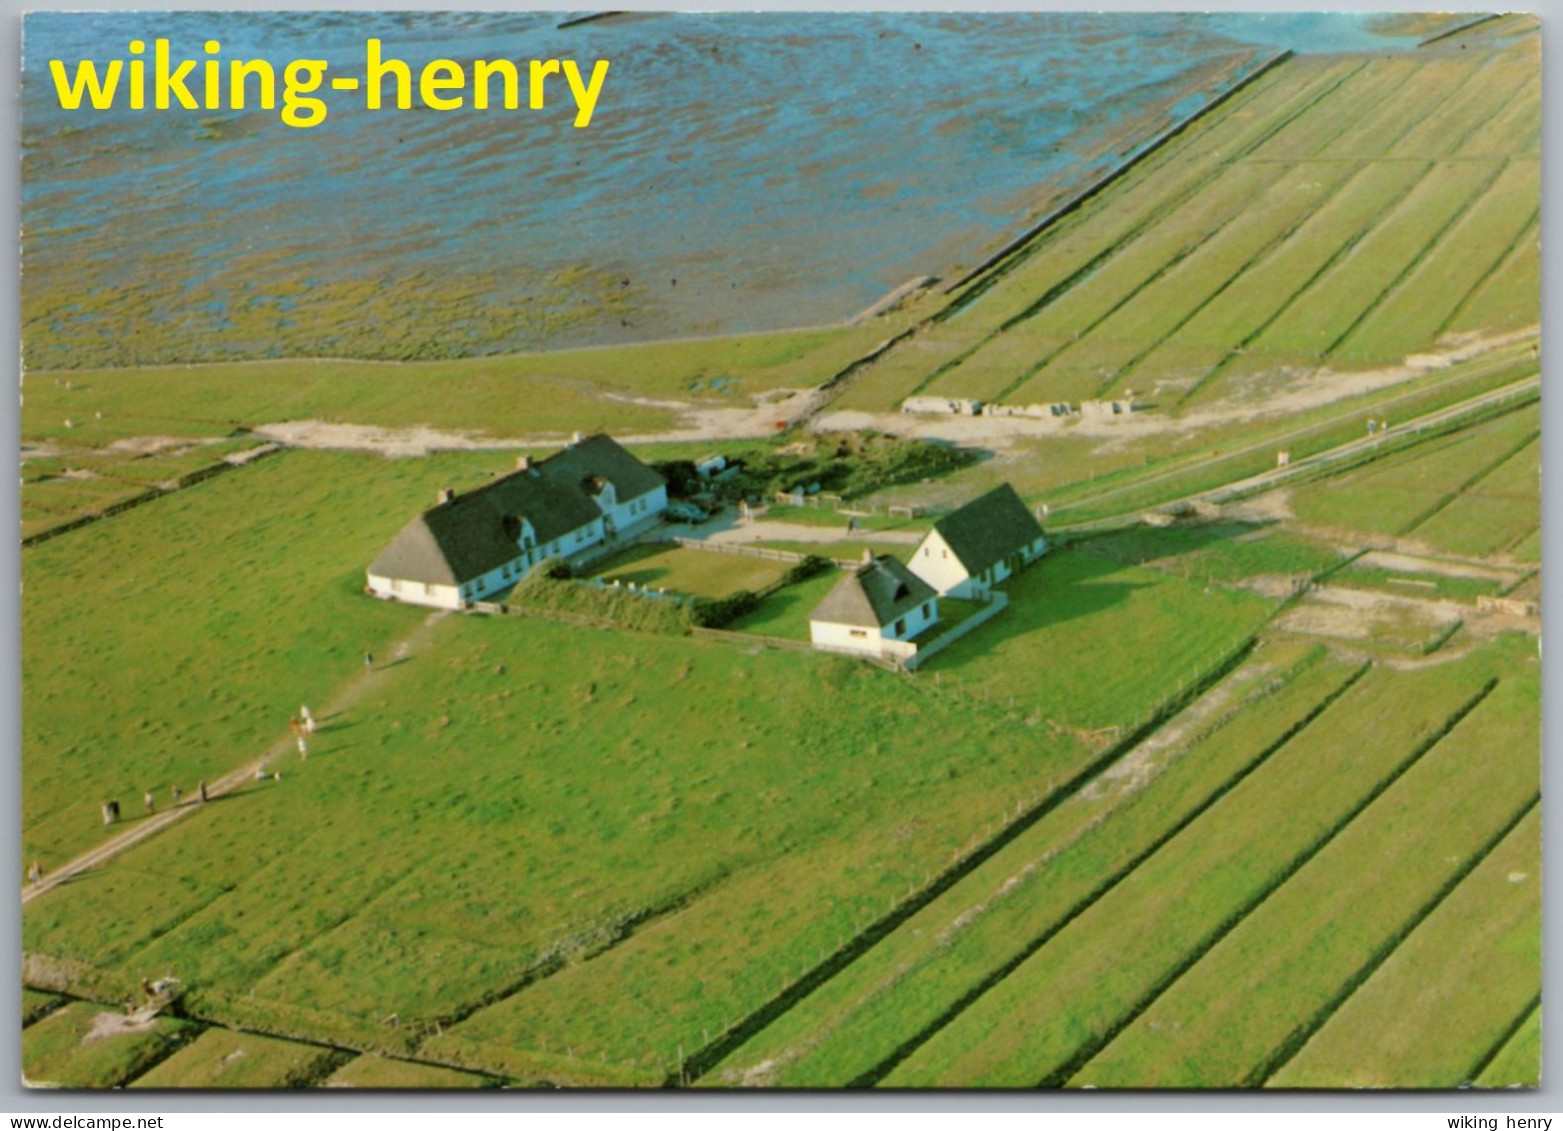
909 483 1048 598
367 434 668 610
810 553 939 661
903 395 983 417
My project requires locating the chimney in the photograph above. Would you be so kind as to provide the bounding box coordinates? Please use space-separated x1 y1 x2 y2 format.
570 431 585 446
438 488 455 505
517 455 532 471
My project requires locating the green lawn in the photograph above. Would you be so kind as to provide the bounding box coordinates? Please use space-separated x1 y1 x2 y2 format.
725 570 844 640
323 1053 496 1089
1072 664 1539 1087
708 641 1353 1087
919 549 1278 732
587 544 793 600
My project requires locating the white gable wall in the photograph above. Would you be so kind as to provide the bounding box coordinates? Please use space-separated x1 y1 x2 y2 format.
909 529 1049 598
909 529 974 596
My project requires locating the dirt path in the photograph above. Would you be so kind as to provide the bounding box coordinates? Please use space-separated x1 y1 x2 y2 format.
22 610 449 905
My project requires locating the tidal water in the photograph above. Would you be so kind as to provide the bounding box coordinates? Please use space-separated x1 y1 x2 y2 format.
21 12 1425 361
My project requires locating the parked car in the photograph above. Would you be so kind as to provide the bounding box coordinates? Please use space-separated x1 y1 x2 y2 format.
665 502 711 524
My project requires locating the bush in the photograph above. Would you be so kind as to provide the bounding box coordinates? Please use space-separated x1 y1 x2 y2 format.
782 555 833 586
508 577 692 635
690 589 761 629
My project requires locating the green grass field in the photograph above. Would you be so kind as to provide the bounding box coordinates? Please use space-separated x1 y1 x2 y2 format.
21 1001 198 1088
1267 804 1540 1088
920 549 1277 732
881 640 1526 1086
1285 403 1537 543
18 23 1542 1092
129 1029 350 1089
587 544 793 600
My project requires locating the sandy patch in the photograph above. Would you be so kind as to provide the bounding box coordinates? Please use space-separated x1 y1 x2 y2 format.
83 1009 162 1044
1356 550 1521 584
106 435 193 456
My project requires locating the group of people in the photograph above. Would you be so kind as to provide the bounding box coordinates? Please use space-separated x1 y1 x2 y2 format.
61 699 339 888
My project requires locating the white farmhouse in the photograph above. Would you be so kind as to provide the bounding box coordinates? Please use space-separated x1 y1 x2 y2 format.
909 483 1047 598
809 553 939 662
367 434 668 610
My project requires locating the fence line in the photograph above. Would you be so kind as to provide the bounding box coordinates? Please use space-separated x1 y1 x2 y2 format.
904 591 1009 671
662 536 858 571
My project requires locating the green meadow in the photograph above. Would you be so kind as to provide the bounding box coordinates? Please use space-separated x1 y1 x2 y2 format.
19 21 1540 1090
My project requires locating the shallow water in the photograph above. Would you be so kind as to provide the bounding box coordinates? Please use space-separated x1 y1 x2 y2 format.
21 12 1424 366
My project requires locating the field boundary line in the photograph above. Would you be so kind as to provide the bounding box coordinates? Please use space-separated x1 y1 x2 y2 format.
1251 792 1538 1087
1463 993 1542 1085
1398 428 1538 536
1418 14 1501 46
1322 157 1511 363
846 660 1370 1086
21 444 286 550
1094 160 1366 402
1035 677 1499 1087
673 636 1262 1085
1436 207 1539 340
1174 160 1437 409
912 59 1357 405
1056 367 1538 529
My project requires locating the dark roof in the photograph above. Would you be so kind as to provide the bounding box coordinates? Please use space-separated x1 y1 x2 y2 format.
811 555 936 629
929 484 1045 576
369 435 664 586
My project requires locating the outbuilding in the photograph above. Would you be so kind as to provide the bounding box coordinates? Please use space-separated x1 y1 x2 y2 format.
809 553 939 661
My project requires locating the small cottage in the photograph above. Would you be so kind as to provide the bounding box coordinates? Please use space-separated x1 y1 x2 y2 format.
809 553 939 661
367 434 668 610
909 483 1047 598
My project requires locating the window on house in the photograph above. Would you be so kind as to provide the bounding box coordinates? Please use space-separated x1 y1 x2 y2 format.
849 629 868 638
895 618 907 636
922 602 931 619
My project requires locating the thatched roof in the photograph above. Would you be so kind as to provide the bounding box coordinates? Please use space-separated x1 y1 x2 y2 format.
369 435 664 586
811 555 936 629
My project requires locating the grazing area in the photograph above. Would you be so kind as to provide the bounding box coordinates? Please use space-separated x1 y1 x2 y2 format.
19 15 1539 1093
833 31 1537 418
21 1001 197 1088
128 1030 351 1089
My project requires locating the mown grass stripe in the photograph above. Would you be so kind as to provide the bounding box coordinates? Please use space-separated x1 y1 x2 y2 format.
1466 992 1542 1086
912 61 1367 403
1400 428 1538 536
843 660 1371 1087
1175 160 1436 408
675 636 1263 1085
1254 795 1538 1087
1319 155 1511 362
1436 208 1539 340
1031 678 1499 1088
1095 161 1364 400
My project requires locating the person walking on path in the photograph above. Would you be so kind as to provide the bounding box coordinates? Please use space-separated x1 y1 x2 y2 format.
301 705 315 733
171 785 182 807
198 780 208 803
297 735 308 761
28 861 41 886
364 650 374 672
143 791 155 815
